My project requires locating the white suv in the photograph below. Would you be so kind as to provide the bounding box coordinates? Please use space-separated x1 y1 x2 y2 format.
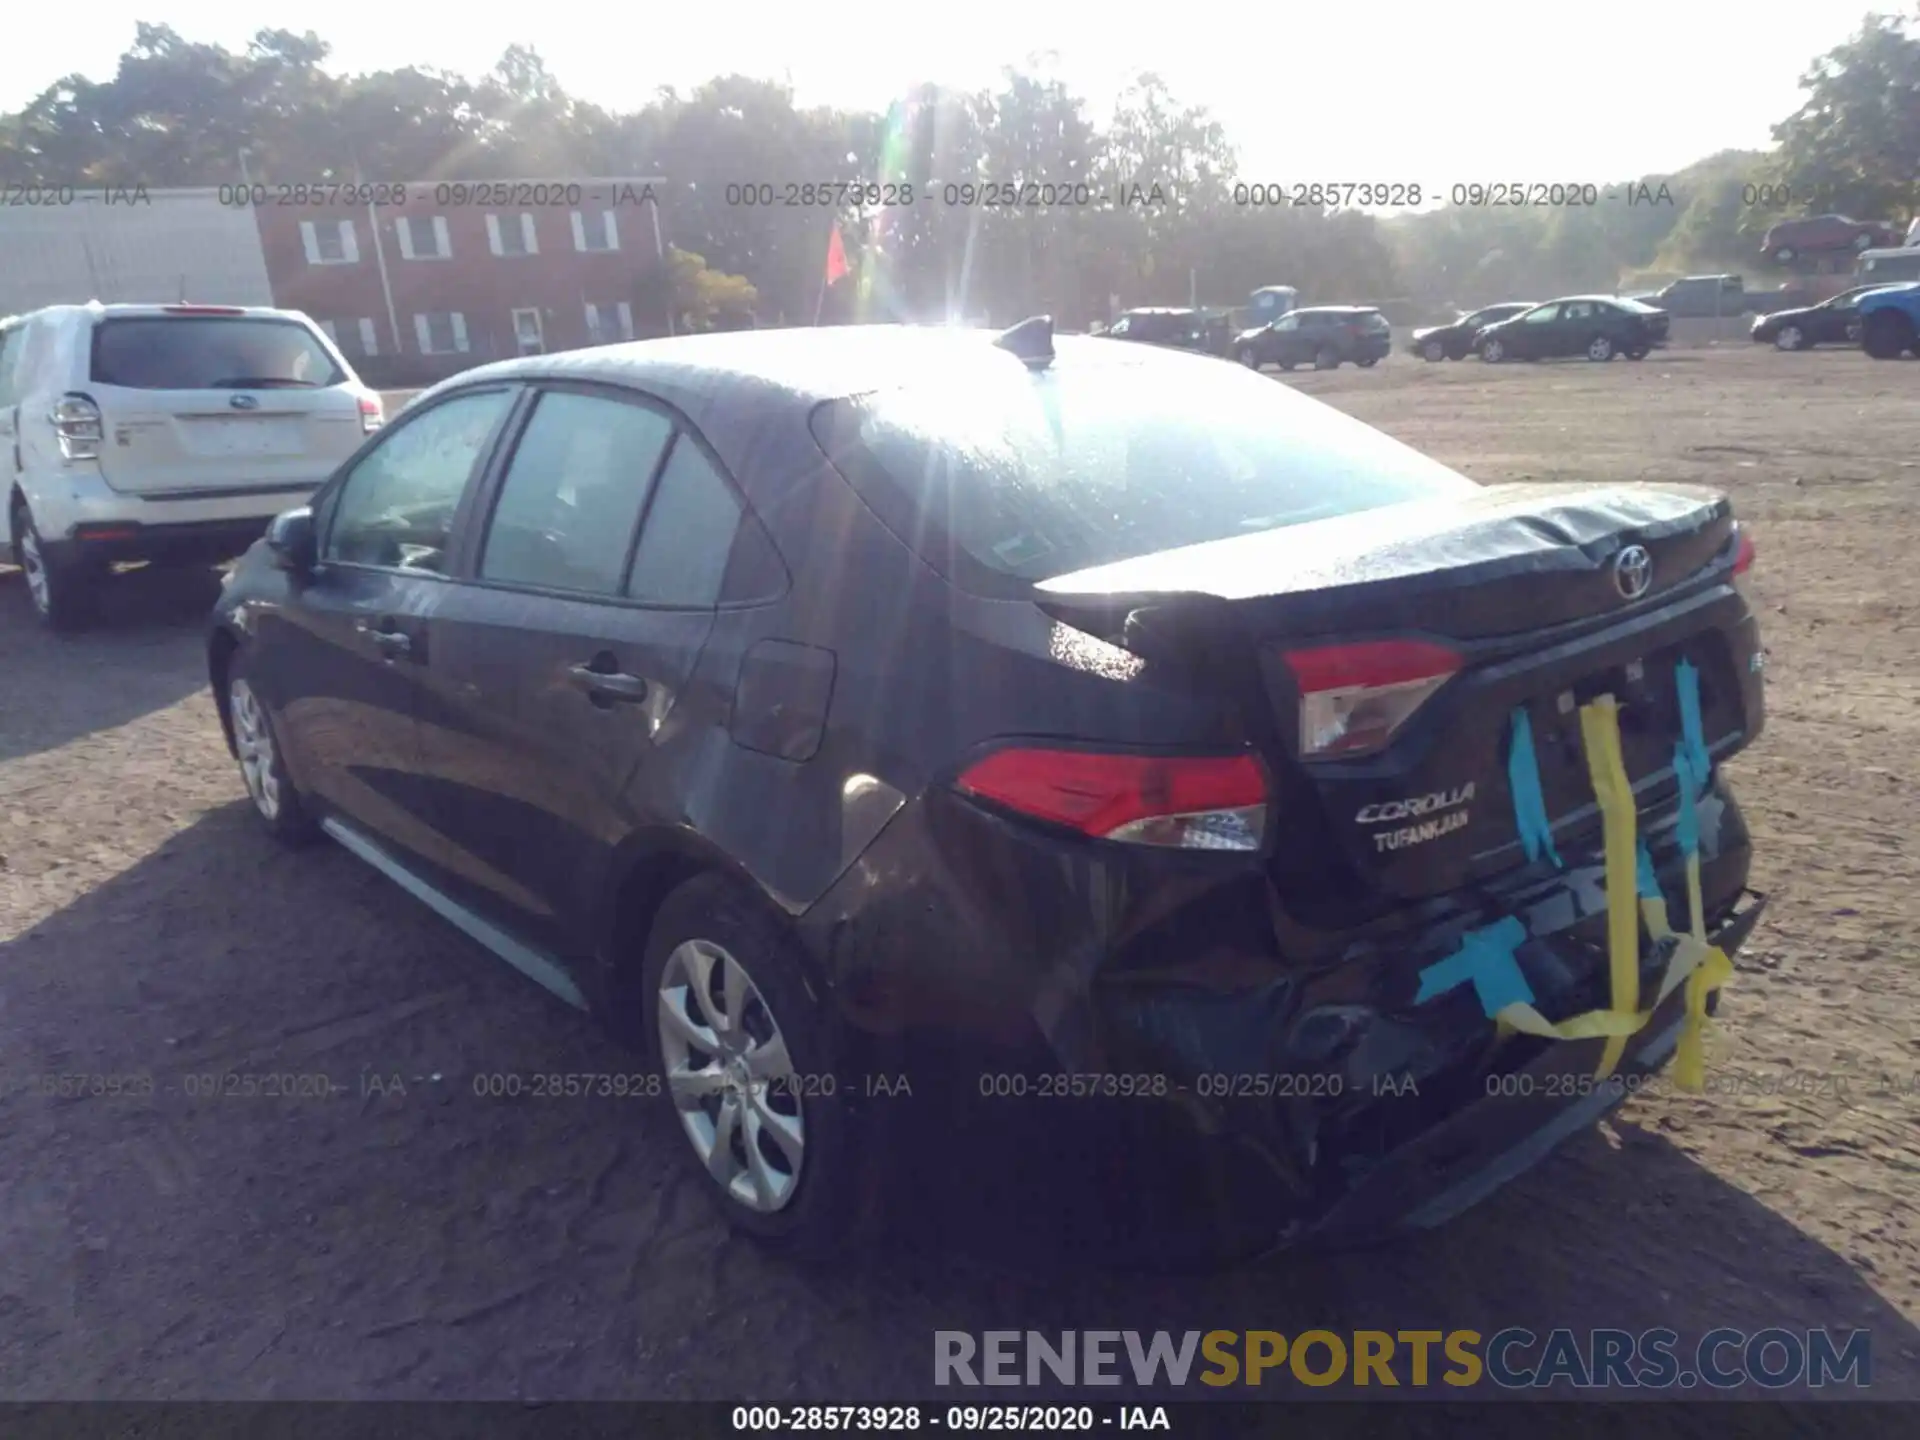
0 301 383 630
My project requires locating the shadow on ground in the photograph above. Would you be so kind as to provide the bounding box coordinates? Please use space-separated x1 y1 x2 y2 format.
1 803 1912 1409
0 564 225 763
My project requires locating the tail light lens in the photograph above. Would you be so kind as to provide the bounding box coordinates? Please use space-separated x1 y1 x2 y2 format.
955 748 1269 852
51 394 104 461
1732 524 1756 576
358 396 384 433
1283 639 1463 760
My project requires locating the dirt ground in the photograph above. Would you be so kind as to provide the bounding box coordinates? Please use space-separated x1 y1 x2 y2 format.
1 346 1917 1410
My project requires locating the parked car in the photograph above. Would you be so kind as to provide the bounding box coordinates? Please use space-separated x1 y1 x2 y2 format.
1748 284 1896 350
1761 215 1903 264
1857 283 1920 359
207 319 1768 1253
1628 275 1750 318
1408 303 1535 362
1233 306 1392 370
0 301 382 631
1099 307 1221 356
1476 297 1670 363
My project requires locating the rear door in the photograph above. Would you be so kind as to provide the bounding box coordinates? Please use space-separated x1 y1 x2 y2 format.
86 311 367 499
264 385 520 862
414 384 739 960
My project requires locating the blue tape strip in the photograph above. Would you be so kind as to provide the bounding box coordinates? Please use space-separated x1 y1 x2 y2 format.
1507 708 1562 868
1675 658 1710 787
1636 841 1662 901
1415 916 1535 1018
1672 659 1710 859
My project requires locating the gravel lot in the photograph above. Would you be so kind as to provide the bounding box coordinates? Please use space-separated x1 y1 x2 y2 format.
2 346 1917 1411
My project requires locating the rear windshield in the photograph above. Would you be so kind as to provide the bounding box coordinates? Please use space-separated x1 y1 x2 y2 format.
90 317 347 390
809 353 1479 593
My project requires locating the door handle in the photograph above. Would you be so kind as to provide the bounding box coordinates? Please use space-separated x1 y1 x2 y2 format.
568 663 648 705
355 620 413 658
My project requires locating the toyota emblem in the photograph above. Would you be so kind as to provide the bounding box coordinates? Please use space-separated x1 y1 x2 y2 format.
230 394 259 410
1612 544 1653 600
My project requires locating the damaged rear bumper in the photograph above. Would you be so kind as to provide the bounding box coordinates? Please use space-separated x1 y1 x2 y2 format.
800 771 1763 1245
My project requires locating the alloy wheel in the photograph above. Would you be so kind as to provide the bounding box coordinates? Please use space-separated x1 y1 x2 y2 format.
18 523 49 617
229 678 283 820
1587 336 1614 361
1422 340 1445 361
1775 326 1803 351
657 937 806 1213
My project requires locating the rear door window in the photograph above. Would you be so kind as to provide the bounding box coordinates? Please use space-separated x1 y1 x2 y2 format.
479 390 674 596
626 435 745 607
90 316 346 390
810 353 1478 595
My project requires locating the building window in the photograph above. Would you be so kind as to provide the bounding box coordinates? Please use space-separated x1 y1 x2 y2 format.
584 302 634 344
487 213 540 257
413 312 469 355
299 219 359 265
321 318 381 358
396 215 452 260
571 209 620 252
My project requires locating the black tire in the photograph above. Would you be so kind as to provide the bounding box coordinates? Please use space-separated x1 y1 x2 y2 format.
224 650 319 845
1480 338 1505 363
1236 346 1261 370
1313 346 1340 370
11 501 99 633
1420 339 1446 362
1276 360 1298 372
640 873 873 1253
1862 310 1915 360
1356 356 1379 368
1625 345 1649 361
1585 334 1614 362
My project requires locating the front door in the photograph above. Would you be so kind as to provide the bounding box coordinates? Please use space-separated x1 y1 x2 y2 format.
414 385 734 966
266 385 520 864
511 308 545 356
1513 302 1562 358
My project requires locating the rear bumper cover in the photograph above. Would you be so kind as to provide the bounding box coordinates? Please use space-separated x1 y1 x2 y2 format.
24 468 315 565
800 772 1762 1242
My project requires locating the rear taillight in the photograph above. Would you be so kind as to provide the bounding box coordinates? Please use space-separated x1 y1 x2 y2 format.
1282 639 1463 760
1732 525 1756 576
359 395 383 433
955 748 1269 852
50 393 104 461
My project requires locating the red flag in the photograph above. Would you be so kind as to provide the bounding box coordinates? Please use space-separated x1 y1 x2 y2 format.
824 225 850 286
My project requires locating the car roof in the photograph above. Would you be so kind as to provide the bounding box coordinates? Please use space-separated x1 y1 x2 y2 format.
414 326 1225 517
454 326 1212 403
1121 307 1196 316
1296 305 1378 315
13 300 320 326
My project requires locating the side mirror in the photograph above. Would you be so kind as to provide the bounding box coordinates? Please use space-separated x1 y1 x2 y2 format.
265 506 317 575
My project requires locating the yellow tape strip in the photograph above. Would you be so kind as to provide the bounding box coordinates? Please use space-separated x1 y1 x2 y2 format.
1479 696 1732 1092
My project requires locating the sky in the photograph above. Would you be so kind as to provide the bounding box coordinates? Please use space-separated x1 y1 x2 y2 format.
0 2 1882 190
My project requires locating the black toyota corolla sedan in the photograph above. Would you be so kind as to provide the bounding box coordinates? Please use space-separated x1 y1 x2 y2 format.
208 319 1768 1253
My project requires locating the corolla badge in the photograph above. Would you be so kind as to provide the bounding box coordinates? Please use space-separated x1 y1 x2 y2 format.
1612 544 1653 600
230 394 260 411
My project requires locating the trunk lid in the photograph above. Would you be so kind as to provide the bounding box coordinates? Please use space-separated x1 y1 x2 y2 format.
87 313 367 496
1037 482 1760 908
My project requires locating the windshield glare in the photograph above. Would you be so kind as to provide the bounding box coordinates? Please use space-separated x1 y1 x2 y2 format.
811 355 1480 591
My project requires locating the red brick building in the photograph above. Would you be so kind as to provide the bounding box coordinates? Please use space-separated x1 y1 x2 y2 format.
252 178 666 386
